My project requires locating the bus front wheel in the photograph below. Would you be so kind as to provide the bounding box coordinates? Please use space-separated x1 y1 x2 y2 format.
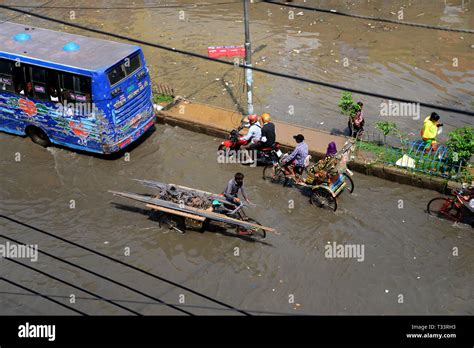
27 127 50 148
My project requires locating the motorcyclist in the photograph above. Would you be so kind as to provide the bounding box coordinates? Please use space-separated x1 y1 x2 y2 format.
240 114 261 163
259 113 276 149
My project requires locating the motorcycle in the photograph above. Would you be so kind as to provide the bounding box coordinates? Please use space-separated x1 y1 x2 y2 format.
217 122 283 166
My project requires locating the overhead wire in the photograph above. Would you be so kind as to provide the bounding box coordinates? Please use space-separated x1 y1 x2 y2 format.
2 1 243 10
0 4 471 116
1 255 142 315
0 214 251 315
262 0 474 34
0 232 193 315
0 291 308 316
0 276 88 315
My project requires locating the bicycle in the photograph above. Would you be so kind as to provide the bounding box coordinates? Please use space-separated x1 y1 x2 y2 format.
427 189 474 225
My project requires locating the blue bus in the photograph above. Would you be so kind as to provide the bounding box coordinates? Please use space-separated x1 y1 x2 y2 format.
0 22 155 154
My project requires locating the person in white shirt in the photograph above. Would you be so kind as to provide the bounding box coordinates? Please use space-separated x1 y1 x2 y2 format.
50 88 59 102
240 114 261 164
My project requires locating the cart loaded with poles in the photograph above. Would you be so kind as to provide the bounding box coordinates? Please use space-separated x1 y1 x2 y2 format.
109 180 275 240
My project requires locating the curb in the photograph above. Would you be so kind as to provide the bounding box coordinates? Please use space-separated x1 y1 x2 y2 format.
155 102 461 194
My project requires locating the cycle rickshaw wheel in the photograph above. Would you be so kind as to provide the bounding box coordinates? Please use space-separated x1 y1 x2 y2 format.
342 173 354 194
427 197 461 221
311 187 337 211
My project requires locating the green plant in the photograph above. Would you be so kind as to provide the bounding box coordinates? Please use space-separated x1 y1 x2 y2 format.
374 121 397 136
153 94 174 104
446 126 474 163
338 92 360 118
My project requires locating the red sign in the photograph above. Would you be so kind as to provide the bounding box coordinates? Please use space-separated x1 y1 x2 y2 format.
208 45 245 59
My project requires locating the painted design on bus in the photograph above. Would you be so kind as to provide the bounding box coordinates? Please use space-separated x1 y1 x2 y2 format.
69 121 90 146
18 98 38 117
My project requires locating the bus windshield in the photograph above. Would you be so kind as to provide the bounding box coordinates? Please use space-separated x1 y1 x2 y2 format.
107 53 141 86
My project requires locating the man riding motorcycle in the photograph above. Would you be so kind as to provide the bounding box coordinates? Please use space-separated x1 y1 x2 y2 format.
241 114 262 163
259 113 276 149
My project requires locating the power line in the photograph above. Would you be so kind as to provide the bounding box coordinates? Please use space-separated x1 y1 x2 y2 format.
0 291 308 316
0 276 88 315
0 215 251 315
2 1 242 10
262 0 474 34
2 256 142 315
0 0 53 25
0 233 193 316
1 4 471 117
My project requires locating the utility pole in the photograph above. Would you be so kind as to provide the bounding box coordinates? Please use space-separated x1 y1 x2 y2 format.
243 0 254 115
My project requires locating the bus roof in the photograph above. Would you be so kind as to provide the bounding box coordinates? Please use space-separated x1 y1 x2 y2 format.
0 22 140 72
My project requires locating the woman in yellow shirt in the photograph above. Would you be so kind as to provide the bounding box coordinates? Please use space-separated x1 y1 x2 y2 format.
421 112 442 150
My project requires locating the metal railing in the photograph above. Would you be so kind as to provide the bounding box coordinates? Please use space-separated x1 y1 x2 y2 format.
378 140 464 179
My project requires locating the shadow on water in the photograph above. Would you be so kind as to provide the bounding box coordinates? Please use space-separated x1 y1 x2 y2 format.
110 202 273 245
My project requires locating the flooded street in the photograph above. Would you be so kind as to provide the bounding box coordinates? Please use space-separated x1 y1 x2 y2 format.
1 125 473 315
0 0 473 316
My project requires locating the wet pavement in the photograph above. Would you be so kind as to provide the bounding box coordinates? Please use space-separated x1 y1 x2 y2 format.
3 0 472 139
1 125 473 315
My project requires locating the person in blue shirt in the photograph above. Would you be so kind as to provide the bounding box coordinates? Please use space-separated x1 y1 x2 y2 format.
282 134 309 181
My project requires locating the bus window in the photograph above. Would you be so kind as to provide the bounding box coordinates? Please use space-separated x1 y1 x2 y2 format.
107 65 126 86
31 66 49 100
124 54 141 75
74 75 91 103
48 71 60 102
107 52 142 87
60 72 76 103
12 65 26 95
0 59 15 93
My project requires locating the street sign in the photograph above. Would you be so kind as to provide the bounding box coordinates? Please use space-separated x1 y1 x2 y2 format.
207 45 246 59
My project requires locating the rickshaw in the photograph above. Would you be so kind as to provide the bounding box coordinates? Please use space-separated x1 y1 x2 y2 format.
262 139 356 211
110 180 276 240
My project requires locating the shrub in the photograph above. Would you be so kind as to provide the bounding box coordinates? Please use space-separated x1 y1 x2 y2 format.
446 126 474 163
374 121 397 136
338 92 360 118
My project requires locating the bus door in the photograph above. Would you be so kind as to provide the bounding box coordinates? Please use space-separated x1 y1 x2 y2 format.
0 59 17 131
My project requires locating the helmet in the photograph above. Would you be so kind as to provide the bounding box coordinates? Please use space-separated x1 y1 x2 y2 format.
212 200 222 206
261 113 271 123
248 114 258 124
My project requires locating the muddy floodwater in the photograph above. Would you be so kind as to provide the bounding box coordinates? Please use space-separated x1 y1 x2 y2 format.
0 0 473 315
1 125 473 315
2 0 472 139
